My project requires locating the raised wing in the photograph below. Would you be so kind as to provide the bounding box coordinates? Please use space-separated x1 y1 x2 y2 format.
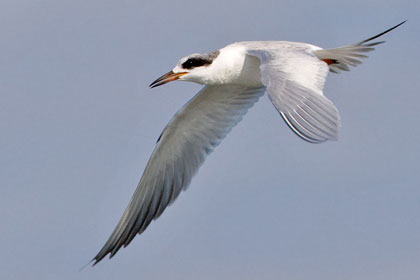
315 21 406 73
93 85 265 264
248 44 341 143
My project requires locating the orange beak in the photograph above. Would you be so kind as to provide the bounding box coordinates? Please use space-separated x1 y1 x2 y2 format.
149 71 188 88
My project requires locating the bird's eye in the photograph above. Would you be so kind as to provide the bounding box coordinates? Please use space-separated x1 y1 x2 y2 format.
182 58 210 69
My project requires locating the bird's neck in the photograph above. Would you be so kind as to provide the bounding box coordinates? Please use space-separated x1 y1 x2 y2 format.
202 45 263 87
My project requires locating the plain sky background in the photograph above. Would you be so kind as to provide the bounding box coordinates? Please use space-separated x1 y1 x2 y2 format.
1 1 419 279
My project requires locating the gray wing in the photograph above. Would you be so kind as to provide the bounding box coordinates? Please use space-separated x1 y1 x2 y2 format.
248 45 340 143
314 21 406 73
93 85 265 264
246 22 405 143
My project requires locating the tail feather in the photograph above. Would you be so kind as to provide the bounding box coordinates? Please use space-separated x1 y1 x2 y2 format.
315 21 406 73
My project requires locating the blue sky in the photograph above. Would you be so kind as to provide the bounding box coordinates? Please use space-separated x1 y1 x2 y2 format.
1 1 419 279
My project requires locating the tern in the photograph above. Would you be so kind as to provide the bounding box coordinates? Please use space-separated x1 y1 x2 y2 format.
92 21 405 264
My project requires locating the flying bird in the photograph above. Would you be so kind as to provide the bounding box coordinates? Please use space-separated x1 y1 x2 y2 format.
92 21 405 265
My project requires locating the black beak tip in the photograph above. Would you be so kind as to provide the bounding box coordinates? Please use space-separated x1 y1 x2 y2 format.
149 81 163 88
149 71 174 89
149 80 162 88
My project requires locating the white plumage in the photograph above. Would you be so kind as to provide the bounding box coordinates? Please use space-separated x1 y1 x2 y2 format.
92 21 405 265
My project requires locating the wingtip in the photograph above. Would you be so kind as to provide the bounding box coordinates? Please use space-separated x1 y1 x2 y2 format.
91 254 108 267
358 20 407 45
90 249 112 267
393 20 407 29
91 256 100 267
78 258 96 271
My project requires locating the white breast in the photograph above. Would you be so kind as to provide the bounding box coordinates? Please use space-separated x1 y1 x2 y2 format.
205 44 263 87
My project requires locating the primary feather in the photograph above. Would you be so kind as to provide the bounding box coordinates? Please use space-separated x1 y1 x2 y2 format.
93 85 265 264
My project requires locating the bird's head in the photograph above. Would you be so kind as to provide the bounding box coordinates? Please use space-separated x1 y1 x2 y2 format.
149 51 220 88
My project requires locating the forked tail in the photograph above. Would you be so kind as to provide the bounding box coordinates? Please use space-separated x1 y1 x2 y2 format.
315 21 406 73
